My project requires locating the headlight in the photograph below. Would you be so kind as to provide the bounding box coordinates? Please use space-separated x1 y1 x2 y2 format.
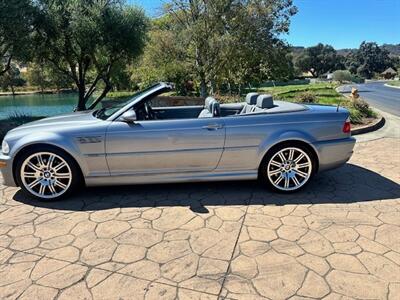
1 140 9 154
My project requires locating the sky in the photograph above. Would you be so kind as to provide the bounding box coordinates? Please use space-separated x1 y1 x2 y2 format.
129 0 400 49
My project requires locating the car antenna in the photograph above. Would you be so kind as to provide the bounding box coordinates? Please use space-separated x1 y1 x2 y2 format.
336 86 345 112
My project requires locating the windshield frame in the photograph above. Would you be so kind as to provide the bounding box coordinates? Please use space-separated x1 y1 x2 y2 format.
96 82 173 121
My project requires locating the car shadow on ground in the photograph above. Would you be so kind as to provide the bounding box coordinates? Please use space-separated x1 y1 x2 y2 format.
13 163 400 212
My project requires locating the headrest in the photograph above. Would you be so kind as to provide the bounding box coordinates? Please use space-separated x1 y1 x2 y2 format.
205 97 220 116
205 97 216 111
246 93 259 105
256 94 274 109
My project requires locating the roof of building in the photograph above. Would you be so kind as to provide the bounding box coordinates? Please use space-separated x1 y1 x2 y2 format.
381 67 397 74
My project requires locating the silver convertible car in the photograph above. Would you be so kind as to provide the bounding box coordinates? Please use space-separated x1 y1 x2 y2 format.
0 82 355 200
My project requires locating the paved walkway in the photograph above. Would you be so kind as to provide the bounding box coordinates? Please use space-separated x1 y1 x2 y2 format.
0 126 399 299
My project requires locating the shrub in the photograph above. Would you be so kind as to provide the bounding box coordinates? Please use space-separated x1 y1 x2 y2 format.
297 92 317 103
332 70 352 83
350 74 365 84
215 94 241 104
7 111 34 125
353 98 374 117
1 112 43 141
349 108 363 124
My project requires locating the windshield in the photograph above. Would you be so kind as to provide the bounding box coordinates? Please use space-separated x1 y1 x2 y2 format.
94 84 162 120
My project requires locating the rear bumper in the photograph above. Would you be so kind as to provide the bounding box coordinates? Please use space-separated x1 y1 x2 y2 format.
0 154 16 187
314 137 356 172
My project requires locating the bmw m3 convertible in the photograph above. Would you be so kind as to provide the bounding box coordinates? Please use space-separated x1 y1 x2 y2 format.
0 82 355 200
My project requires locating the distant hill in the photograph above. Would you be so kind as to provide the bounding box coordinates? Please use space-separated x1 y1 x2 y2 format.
291 44 400 57
290 46 306 54
382 44 400 56
336 48 355 56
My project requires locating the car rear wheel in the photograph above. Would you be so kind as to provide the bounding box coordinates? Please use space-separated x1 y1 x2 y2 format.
261 144 316 193
16 148 81 201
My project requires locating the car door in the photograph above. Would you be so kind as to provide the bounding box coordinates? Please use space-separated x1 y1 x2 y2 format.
105 117 225 175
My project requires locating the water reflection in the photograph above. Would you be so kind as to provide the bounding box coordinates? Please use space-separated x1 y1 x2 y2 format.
0 93 79 119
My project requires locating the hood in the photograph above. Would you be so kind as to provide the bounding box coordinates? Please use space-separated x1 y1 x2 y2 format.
18 110 98 127
6 110 103 140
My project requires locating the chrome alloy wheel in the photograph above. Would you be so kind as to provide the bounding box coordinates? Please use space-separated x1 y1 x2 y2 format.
267 147 312 191
20 152 72 199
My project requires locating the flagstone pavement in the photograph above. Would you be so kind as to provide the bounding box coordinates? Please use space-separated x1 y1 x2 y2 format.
0 137 399 299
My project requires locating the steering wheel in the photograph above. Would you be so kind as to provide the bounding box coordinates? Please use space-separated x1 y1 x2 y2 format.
144 102 156 120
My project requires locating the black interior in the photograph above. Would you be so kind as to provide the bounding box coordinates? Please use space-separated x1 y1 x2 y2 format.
135 100 244 121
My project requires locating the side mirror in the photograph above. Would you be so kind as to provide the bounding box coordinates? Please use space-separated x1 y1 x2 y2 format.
121 110 137 123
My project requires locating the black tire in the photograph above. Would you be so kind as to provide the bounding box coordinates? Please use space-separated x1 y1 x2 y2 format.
15 146 82 201
259 143 317 193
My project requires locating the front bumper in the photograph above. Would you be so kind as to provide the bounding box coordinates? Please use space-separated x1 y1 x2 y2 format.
0 153 17 187
314 137 356 172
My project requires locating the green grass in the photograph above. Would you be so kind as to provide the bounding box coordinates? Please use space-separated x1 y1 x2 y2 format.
387 80 400 87
106 90 177 100
106 91 138 100
255 83 376 124
256 83 342 103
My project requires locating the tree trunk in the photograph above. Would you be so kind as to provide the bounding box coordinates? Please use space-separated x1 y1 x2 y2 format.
10 84 15 96
210 79 217 96
310 70 317 78
200 78 207 98
88 84 112 110
76 85 86 111
0 56 12 76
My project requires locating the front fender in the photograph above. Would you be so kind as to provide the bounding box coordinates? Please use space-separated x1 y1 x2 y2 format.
9 132 90 177
257 130 319 165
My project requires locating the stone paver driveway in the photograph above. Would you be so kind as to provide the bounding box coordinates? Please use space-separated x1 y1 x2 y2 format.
0 137 399 300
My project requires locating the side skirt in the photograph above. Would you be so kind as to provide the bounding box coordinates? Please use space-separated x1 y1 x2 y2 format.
85 170 258 186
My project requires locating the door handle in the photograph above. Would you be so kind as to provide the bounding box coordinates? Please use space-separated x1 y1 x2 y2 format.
202 123 224 130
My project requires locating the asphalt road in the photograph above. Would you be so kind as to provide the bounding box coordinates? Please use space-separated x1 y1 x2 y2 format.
338 81 400 116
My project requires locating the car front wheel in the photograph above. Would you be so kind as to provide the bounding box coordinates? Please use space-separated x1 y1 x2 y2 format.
261 144 316 193
16 148 81 200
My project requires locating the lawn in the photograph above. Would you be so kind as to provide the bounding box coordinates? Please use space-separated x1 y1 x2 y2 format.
387 80 400 87
256 82 349 107
106 91 138 99
255 82 376 124
257 82 341 103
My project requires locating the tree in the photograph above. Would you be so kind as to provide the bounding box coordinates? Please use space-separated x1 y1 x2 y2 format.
162 0 297 97
131 16 193 95
345 42 393 79
0 64 26 95
215 2 296 93
332 70 352 83
33 0 149 110
112 63 134 91
295 43 344 77
25 62 74 92
0 0 35 75
25 62 50 92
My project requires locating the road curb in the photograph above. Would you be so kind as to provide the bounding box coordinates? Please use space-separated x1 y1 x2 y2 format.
384 83 400 89
337 85 386 136
351 115 385 135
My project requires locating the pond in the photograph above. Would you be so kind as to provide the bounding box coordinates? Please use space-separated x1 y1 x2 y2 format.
0 93 86 120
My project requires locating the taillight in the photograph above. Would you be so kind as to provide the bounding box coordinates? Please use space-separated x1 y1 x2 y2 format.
342 117 351 133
